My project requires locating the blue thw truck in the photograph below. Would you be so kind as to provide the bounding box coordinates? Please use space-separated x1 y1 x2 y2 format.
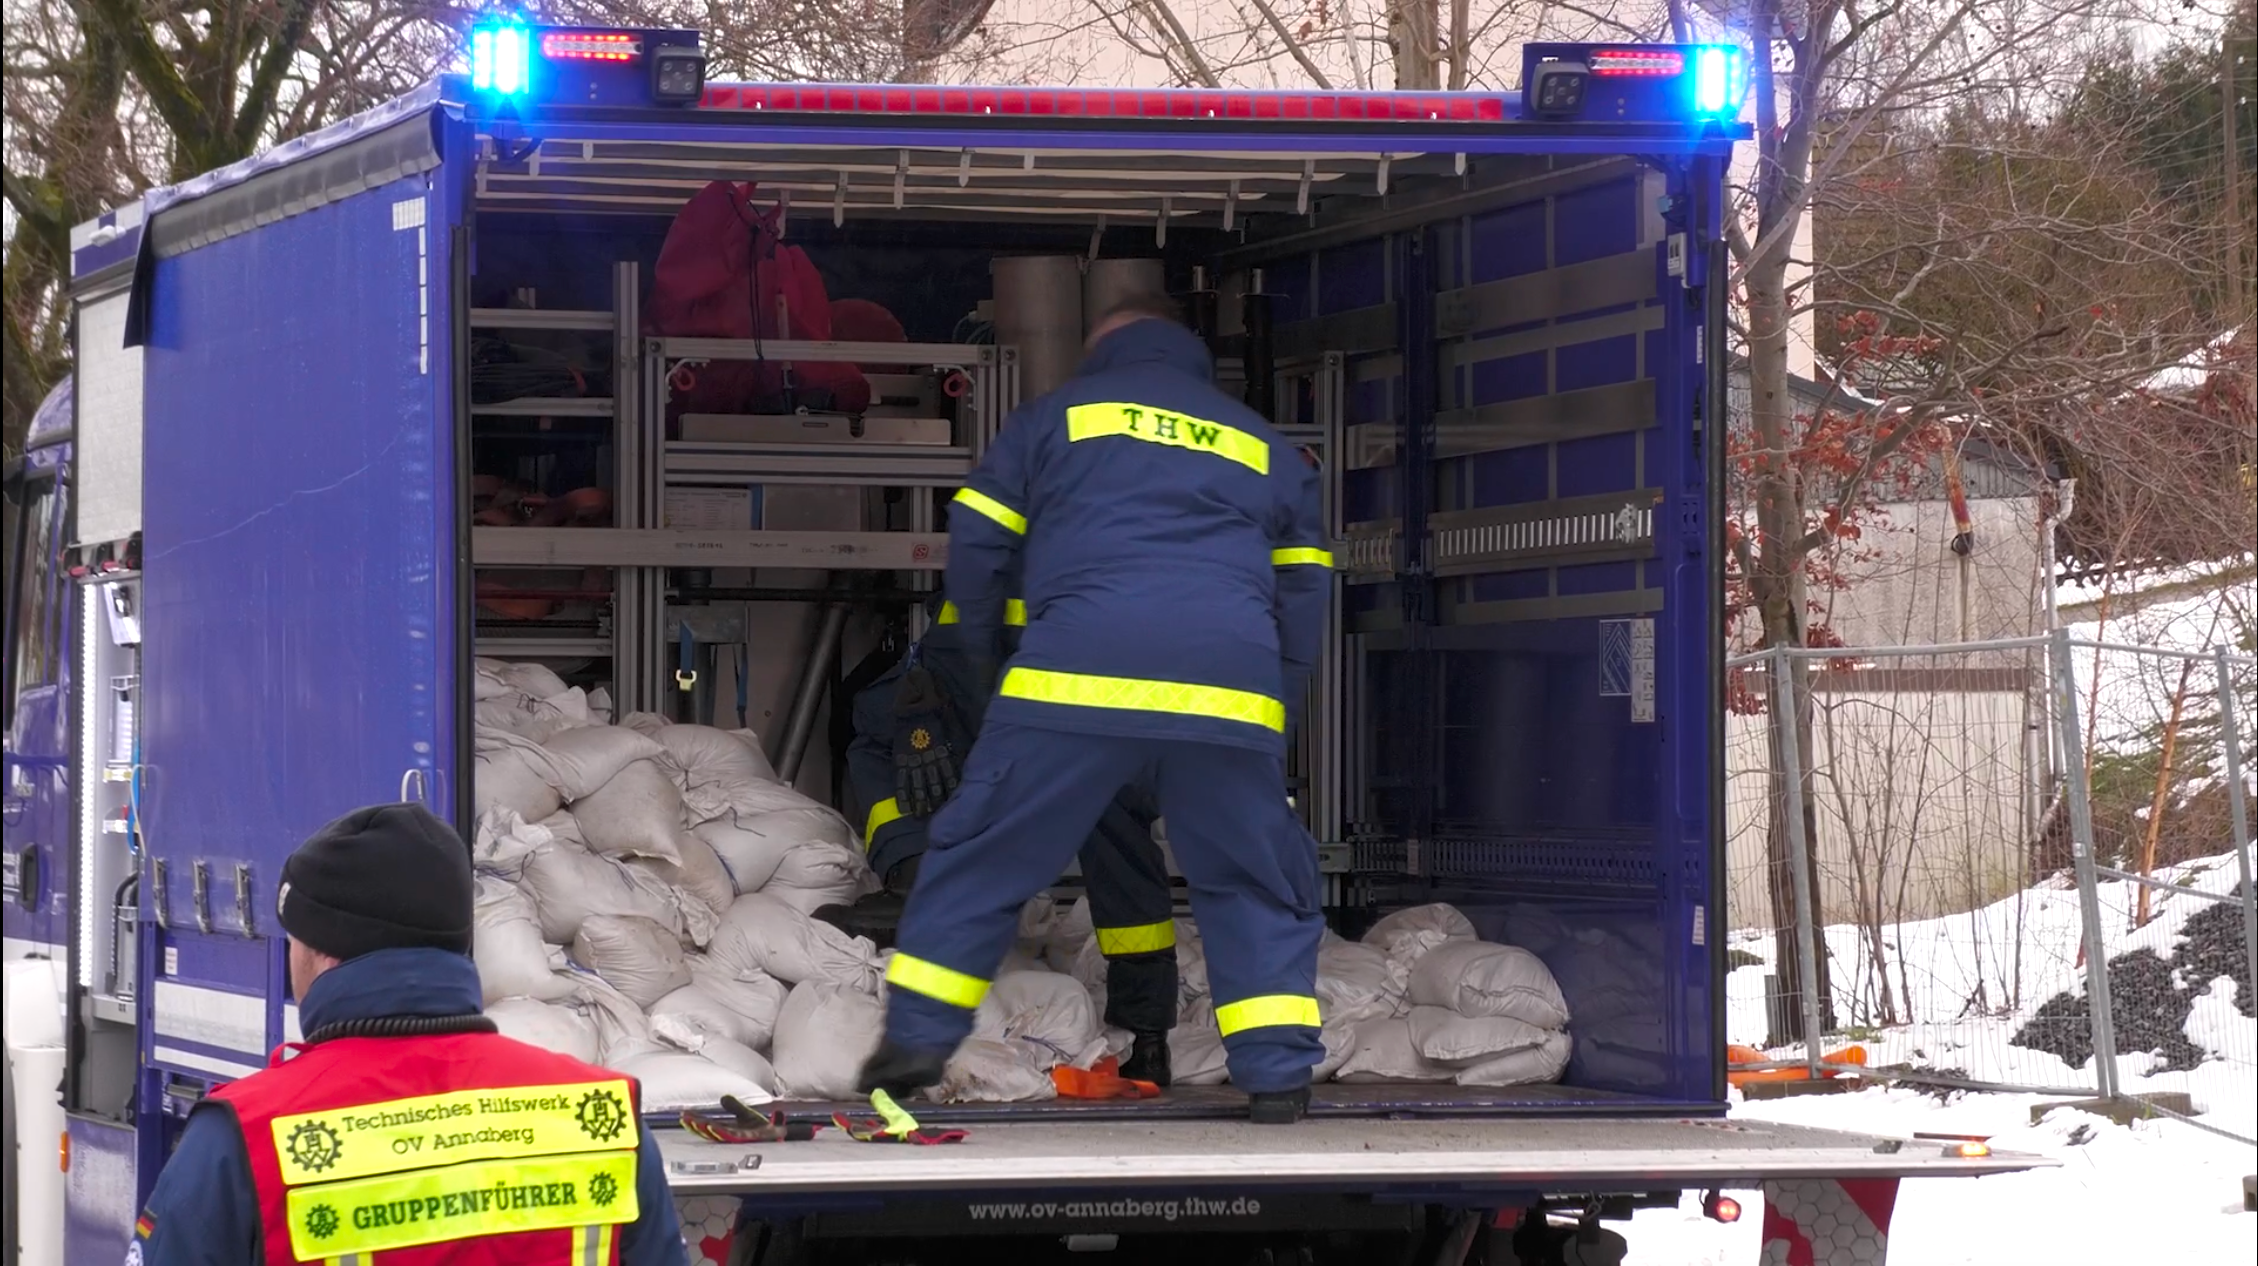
2 24 2043 1265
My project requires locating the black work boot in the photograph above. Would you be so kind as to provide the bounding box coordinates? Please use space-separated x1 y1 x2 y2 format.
856 1039 951 1098
1119 1031 1173 1087
1246 1085 1311 1125
811 891 906 949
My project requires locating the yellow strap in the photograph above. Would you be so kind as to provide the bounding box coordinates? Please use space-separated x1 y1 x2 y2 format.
885 953 990 1009
863 797 903 849
998 667 1285 734
269 1080 637 1186
951 487 1027 535
1065 403 1270 474
869 1089 922 1137
283 1150 637 1260
1214 994 1322 1036
937 598 1028 627
1095 921 1177 956
1270 547 1335 568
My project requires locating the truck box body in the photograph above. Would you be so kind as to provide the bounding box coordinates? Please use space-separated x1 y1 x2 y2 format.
10 43 2051 1263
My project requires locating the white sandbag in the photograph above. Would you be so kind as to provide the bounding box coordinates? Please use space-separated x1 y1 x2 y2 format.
1363 904 1477 968
473 808 545 881
1314 1014 1359 1082
771 981 886 1099
615 710 671 736
988 972 1104 1069
1455 1031 1572 1087
476 689 591 745
571 915 692 1008
685 958 787 1049
693 809 846 894
499 661 571 701
486 998 599 1064
632 834 736 916
587 688 614 726
650 980 767 1052
1405 1006 1557 1068
473 727 566 823
650 1015 782 1096
473 659 516 700
474 876 571 1004
933 1038 1059 1103
709 892 883 991
613 1049 776 1111
550 957 652 1063
1315 942 1409 1025
542 725 667 801
1407 940 1571 1030
997 946 1049 976
1040 896 1096 970
1175 923 1211 1020
570 758 687 862
656 724 780 821
521 831 714 947
762 841 879 915
1332 1018 1452 1083
1167 1021 1231 1086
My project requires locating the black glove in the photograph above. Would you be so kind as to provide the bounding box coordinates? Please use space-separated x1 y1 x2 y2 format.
893 665 963 819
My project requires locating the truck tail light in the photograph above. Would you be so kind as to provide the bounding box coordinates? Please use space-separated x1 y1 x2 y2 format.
542 32 640 62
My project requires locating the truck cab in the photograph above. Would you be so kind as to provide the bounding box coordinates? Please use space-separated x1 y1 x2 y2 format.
4 27 2044 1266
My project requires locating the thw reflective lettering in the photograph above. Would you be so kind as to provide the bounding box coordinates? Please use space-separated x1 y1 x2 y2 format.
1067 403 1269 474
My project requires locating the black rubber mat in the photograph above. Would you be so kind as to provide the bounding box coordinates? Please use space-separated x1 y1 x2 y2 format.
756 1081 1697 1127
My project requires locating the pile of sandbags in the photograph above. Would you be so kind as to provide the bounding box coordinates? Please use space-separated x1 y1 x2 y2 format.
1334 904 1572 1087
470 660 885 1109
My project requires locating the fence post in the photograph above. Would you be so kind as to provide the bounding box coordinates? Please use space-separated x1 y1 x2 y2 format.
2211 646 2258 1019
1771 647 1826 1076
2049 627 2119 1100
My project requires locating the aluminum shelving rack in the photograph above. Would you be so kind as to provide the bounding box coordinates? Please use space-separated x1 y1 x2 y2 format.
468 260 1021 715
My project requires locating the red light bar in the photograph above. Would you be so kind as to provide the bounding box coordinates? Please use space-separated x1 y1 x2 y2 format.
543 32 640 62
699 84 1506 123
1588 49 1685 77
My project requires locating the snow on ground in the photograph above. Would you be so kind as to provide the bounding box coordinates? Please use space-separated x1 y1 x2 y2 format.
1623 853 2258 1264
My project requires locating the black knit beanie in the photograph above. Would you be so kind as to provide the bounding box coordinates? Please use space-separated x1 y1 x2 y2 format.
277 803 474 961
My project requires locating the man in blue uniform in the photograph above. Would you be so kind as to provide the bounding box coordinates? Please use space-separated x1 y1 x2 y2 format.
859 294 1332 1122
818 591 1181 1084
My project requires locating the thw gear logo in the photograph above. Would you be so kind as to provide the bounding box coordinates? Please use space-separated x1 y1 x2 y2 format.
576 1088 629 1143
284 1120 343 1174
589 1172 622 1209
303 1204 341 1241
909 727 934 751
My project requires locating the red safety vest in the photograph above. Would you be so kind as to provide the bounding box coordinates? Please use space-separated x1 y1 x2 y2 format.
210 1031 643 1265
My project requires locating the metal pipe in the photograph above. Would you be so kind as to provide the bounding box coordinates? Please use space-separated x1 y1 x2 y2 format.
1770 647 1826 1077
775 600 851 784
2212 645 2258 1028
1242 269 1276 421
1181 265 1219 347
2050 626 2120 1100
992 256 1085 399
674 587 927 604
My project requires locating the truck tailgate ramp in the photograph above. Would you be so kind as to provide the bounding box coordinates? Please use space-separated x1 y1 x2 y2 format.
658 1116 2051 1198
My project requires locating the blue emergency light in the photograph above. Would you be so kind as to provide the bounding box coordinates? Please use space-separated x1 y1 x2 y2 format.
1519 42 1746 124
469 17 531 97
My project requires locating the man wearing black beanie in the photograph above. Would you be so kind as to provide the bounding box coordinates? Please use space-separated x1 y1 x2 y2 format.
130 803 691 1266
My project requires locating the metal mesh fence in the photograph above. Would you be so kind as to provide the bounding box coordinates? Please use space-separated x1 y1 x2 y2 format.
1723 632 2257 1138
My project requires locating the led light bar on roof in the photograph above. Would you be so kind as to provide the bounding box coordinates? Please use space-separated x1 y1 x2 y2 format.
543 31 640 61
699 84 1507 122
1588 49 1685 76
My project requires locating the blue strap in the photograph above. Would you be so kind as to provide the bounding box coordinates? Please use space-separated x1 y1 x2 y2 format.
676 622 697 693
735 644 749 726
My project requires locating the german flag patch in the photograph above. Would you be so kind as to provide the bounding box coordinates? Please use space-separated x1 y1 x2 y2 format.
135 1212 155 1239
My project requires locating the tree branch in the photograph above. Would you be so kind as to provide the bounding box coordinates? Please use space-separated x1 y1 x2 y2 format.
1244 0 1333 88
80 0 218 173
232 0 322 153
1138 0 1223 87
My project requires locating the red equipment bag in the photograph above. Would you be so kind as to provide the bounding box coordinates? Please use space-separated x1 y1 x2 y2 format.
646 181 871 419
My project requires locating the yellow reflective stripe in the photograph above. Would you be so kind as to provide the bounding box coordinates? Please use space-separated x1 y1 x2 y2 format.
1095 921 1177 956
998 667 1285 734
951 487 1027 534
573 1222 617 1266
1065 402 1270 474
283 1150 637 1260
1214 994 1322 1036
937 599 1028 626
863 797 903 849
885 953 990 1009
1271 547 1334 568
269 1080 636 1186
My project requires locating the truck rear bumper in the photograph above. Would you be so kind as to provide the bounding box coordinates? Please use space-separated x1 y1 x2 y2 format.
656 1114 2054 1199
